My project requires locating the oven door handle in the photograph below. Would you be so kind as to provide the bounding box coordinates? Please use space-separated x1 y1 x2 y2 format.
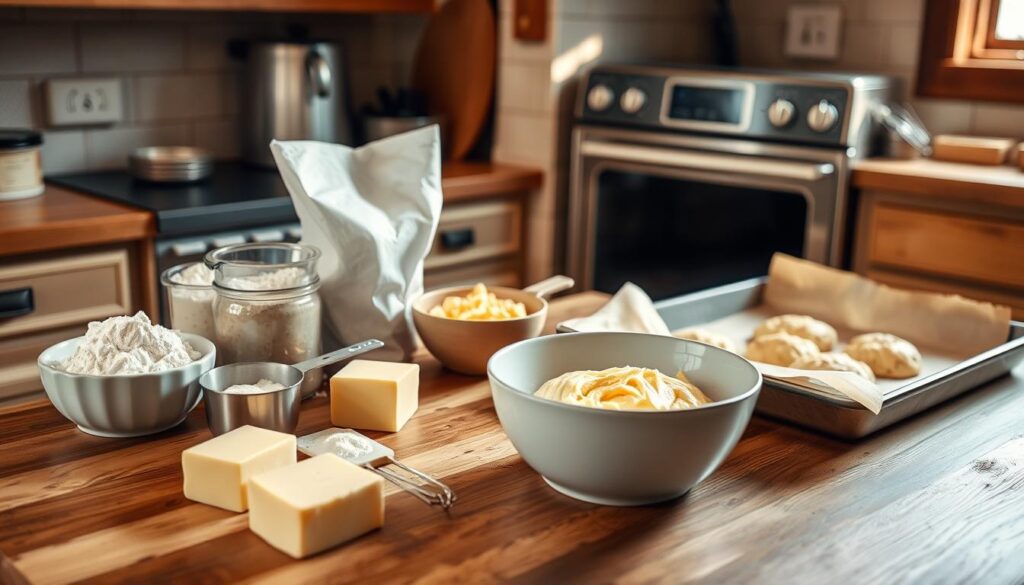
580 141 835 182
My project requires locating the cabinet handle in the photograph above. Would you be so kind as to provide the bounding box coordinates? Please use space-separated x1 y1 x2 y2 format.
0 287 34 319
440 228 475 251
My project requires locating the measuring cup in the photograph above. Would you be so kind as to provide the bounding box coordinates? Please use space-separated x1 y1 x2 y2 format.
200 339 384 435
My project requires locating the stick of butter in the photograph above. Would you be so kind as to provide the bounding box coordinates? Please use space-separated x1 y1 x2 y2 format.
330 360 419 432
181 425 296 512
248 453 385 558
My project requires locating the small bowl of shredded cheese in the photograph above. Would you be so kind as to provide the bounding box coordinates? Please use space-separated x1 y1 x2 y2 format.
412 276 573 375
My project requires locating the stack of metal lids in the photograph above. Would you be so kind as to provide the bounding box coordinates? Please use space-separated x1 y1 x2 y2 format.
129 146 214 183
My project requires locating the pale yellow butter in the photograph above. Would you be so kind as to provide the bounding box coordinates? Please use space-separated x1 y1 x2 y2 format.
248 453 384 559
181 425 296 512
330 360 419 432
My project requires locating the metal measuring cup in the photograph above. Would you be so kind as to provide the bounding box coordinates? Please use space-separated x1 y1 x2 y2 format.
200 339 384 435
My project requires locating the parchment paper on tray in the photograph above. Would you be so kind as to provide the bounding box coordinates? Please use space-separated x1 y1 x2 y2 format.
561 254 1012 415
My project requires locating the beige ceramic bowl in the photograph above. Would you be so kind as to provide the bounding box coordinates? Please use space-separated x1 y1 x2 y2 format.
412 276 574 375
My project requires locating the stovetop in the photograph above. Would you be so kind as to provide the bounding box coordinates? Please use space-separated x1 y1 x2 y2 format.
47 162 297 237
575 64 893 152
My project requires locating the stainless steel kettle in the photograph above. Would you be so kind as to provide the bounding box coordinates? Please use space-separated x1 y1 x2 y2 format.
240 41 353 167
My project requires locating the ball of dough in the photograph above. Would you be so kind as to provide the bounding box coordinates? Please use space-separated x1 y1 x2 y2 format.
790 353 876 382
754 314 838 351
843 333 921 379
676 328 737 353
746 332 819 366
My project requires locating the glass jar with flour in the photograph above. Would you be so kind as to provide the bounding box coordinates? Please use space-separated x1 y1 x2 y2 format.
161 262 217 343
205 243 323 396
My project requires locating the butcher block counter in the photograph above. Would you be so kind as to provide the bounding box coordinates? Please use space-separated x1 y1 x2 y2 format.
1 292 1023 584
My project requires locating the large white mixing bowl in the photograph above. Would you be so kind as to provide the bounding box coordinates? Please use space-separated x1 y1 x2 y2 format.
488 331 761 506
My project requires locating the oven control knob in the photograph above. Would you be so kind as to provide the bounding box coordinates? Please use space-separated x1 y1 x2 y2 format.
767 98 796 128
619 87 647 114
807 99 839 133
587 84 614 112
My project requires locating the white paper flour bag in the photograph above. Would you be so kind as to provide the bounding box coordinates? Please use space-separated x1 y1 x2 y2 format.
270 126 443 361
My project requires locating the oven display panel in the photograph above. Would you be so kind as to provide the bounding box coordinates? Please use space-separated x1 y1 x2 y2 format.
667 85 744 124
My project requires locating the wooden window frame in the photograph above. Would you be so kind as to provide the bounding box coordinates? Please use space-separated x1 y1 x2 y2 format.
917 0 1024 103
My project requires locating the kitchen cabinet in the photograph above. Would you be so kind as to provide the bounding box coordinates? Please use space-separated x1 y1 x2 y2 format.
0 0 433 12
0 185 155 405
852 158 1024 320
423 161 541 289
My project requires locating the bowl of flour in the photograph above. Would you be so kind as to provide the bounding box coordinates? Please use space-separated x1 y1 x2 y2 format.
37 311 216 438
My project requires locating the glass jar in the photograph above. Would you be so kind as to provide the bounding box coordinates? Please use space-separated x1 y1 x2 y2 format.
160 262 217 343
206 243 323 396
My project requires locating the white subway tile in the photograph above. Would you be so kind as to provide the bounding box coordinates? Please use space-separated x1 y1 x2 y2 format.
193 118 239 159
910 99 974 136
497 61 553 114
84 123 190 169
81 23 184 73
0 80 33 127
972 103 1024 139
493 111 556 166
0 7 22 21
40 130 87 175
524 212 557 283
0 25 76 76
737 21 785 67
133 73 223 122
223 72 239 117
864 0 923 23
888 23 920 68
499 8 554 62
840 22 890 68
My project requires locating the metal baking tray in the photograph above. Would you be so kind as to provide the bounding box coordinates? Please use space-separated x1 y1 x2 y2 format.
558 277 1024 439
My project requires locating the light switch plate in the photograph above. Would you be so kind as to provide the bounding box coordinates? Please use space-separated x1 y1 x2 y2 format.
44 78 124 126
784 4 843 60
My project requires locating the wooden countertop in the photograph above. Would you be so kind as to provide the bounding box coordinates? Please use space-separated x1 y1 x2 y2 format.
0 184 155 258
442 161 543 203
853 158 1024 209
2 293 1023 584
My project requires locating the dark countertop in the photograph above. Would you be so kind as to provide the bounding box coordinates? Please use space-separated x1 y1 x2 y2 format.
44 161 545 238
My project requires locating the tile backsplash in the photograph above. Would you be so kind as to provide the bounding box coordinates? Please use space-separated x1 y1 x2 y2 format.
731 0 1024 139
0 8 426 174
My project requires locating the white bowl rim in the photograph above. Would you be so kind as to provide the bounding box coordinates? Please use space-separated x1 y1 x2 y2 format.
37 332 216 380
412 284 549 323
487 331 763 417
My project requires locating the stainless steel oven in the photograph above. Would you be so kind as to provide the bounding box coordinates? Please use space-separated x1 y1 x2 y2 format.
568 65 893 300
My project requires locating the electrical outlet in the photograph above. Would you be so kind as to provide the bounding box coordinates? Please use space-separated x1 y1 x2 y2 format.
785 5 842 60
44 78 124 126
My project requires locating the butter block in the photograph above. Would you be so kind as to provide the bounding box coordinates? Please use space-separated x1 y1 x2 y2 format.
330 360 419 432
182 425 296 512
248 453 384 558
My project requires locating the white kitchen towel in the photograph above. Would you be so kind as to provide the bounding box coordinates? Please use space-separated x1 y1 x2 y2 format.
270 126 443 361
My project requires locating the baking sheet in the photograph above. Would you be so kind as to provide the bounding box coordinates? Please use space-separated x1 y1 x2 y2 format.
673 304 963 397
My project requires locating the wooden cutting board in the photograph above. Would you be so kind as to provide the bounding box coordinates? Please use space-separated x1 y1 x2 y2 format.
412 0 496 160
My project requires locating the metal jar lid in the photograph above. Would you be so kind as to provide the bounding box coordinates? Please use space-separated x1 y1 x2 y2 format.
0 129 43 150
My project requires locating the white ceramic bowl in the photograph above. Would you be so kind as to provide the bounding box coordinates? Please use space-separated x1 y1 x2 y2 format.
412 276 574 375
37 333 216 438
488 332 761 506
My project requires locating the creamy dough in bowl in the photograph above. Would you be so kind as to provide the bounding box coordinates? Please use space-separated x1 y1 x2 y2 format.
534 366 711 411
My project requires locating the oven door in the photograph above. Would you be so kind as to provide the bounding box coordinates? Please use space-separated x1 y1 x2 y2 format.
568 128 845 300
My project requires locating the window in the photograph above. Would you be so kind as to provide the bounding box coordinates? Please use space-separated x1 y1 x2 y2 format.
917 0 1024 102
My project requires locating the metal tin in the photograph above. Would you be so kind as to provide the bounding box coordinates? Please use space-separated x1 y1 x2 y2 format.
558 277 1024 439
